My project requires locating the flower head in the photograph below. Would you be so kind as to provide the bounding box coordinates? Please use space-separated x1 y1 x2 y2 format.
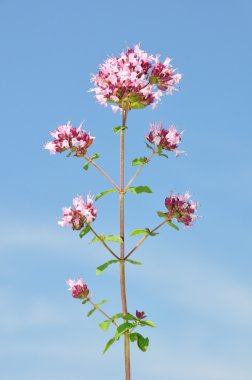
146 122 185 156
58 194 97 230
44 121 94 156
66 278 89 299
165 192 199 228
136 310 146 320
90 44 181 111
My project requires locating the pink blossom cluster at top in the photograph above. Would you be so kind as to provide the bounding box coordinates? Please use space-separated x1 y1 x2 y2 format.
66 278 89 299
90 44 181 111
58 194 97 230
146 122 185 156
44 122 94 156
165 192 199 228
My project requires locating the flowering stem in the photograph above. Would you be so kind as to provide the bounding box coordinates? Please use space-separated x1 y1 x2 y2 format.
87 298 118 327
88 225 120 260
84 156 120 191
119 109 131 380
125 151 156 191
124 220 167 260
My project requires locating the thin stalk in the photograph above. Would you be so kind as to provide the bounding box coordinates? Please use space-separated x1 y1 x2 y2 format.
88 225 120 260
88 298 118 327
125 151 156 191
84 156 120 191
125 220 166 260
119 109 131 380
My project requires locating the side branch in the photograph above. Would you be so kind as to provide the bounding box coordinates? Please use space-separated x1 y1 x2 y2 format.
84 156 120 191
125 151 156 191
88 298 118 327
88 225 120 260
124 220 167 260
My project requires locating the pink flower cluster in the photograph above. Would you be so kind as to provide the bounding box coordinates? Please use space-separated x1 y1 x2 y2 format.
58 194 97 230
44 122 94 157
146 122 185 156
66 278 89 299
165 192 199 228
90 44 181 111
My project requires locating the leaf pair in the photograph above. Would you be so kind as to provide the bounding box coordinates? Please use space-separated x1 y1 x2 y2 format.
157 211 179 231
96 259 142 276
83 153 100 170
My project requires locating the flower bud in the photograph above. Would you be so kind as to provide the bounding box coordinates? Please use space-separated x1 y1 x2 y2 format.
66 278 89 299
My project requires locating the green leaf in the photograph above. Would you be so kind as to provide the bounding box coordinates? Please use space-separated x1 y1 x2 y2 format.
139 320 156 327
79 225 91 238
115 323 134 340
82 299 89 305
105 235 123 243
91 153 100 160
157 211 168 218
145 142 154 151
99 320 111 332
83 162 89 171
95 188 117 201
112 313 136 321
130 332 149 352
66 151 73 157
130 102 145 109
87 307 96 317
167 220 179 231
96 260 118 275
112 126 128 134
131 157 147 166
96 299 108 307
128 186 152 194
159 153 169 158
145 227 159 236
126 259 142 265
126 96 139 102
103 337 115 354
130 229 148 236
88 235 102 244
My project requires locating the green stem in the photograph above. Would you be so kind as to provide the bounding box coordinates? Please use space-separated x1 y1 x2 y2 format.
84 156 120 191
88 225 120 260
124 220 166 260
125 151 156 191
88 298 118 327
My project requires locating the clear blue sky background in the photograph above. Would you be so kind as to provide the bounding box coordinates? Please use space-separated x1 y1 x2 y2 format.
1 1 252 379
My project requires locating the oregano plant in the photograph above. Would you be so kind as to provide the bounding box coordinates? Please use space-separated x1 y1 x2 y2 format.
44 44 199 380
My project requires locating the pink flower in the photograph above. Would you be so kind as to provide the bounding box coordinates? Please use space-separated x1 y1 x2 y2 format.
146 122 185 156
90 44 181 111
66 278 89 299
164 192 199 228
44 121 94 157
58 194 97 230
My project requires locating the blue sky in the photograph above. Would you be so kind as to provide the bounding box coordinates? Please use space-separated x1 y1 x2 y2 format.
1 0 252 379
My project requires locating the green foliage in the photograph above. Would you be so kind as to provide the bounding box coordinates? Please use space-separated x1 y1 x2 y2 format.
130 332 149 352
131 157 147 166
167 220 179 231
105 235 123 243
157 211 168 218
125 259 142 265
130 228 158 237
103 337 115 354
128 186 152 194
139 320 156 327
99 320 112 332
145 142 154 151
83 162 89 170
96 260 118 275
130 103 145 109
91 153 100 160
95 188 117 201
112 313 136 321
112 126 128 134
87 300 108 317
79 225 91 238
114 323 135 340
89 234 122 245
